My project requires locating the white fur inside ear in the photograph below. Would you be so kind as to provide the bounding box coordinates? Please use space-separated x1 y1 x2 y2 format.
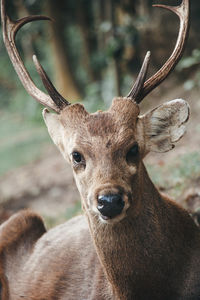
42 108 65 155
168 99 190 142
141 99 190 153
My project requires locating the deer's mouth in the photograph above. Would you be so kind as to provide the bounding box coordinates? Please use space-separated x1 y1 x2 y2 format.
98 208 128 223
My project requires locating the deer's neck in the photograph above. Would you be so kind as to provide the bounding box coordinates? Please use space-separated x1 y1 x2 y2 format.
87 164 189 300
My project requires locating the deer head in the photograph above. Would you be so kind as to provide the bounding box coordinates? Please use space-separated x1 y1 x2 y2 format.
1 0 190 223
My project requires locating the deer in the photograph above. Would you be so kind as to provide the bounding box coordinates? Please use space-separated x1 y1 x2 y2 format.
0 0 200 299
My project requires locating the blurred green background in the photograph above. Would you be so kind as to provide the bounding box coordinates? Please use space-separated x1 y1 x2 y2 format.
0 0 200 226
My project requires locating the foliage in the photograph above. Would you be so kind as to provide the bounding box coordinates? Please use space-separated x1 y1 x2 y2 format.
0 1 52 120
0 0 143 116
177 49 200 91
1 0 200 117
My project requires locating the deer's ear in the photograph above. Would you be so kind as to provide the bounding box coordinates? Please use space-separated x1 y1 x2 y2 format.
42 109 65 157
140 99 190 153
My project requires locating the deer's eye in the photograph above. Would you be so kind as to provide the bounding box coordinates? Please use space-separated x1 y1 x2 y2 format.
126 143 139 162
72 151 85 164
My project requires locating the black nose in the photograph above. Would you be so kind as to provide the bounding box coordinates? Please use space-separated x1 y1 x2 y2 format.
97 194 125 219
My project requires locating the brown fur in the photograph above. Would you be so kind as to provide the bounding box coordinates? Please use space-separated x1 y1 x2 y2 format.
0 97 199 300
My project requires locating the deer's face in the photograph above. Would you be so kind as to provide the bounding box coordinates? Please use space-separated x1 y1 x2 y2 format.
43 97 189 223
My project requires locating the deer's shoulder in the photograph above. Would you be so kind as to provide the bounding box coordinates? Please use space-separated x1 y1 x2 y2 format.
0 211 92 268
0 211 101 299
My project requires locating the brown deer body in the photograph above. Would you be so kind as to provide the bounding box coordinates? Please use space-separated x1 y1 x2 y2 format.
1 198 200 300
1 0 200 299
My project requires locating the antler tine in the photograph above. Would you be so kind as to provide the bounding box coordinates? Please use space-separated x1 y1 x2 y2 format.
127 51 151 102
33 55 70 109
127 0 190 104
1 0 70 112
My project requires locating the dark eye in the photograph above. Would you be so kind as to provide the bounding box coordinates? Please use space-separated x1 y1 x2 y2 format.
126 143 139 162
72 151 84 164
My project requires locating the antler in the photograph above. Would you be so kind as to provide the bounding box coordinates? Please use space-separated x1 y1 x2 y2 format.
1 0 70 112
127 51 151 100
127 0 190 103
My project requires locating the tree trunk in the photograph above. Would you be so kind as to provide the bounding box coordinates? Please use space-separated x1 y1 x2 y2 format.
46 0 81 101
76 0 100 83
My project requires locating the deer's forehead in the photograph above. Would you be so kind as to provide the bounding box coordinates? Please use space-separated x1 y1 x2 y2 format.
63 112 139 155
61 98 140 134
60 98 140 152
86 113 117 136
71 126 135 157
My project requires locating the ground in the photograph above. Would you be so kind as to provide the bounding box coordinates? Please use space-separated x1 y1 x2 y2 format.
0 81 200 228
